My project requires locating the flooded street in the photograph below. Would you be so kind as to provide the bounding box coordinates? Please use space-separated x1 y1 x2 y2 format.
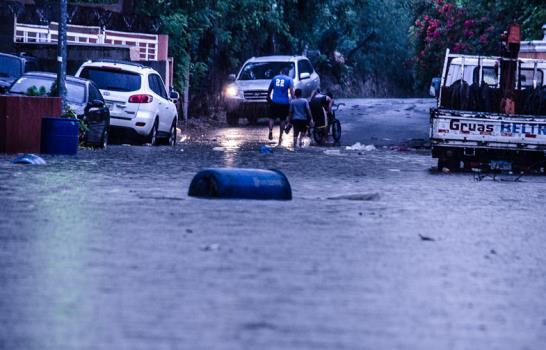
1 98 546 349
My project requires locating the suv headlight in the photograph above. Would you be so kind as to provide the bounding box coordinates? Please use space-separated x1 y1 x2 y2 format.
225 84 242 98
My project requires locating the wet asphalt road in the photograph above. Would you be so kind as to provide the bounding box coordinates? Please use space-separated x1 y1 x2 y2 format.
1 98 546 350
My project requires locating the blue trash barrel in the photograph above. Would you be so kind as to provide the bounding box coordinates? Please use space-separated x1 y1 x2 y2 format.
41 117 79 155
188 168 292 200
12 153 46 165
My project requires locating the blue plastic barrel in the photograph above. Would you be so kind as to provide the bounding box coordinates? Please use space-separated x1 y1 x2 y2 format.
12 153 46 165
188 168 292 200
41 117 79 155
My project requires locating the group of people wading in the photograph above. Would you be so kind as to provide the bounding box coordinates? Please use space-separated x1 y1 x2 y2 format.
266 67 334 147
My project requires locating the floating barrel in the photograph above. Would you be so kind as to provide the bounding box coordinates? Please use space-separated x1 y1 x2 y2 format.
41 117 79 155
12 153 46 165
188 168 292 200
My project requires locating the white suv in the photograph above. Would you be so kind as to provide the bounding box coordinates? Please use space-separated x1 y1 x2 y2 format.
223 56 320 125
76 60 179 145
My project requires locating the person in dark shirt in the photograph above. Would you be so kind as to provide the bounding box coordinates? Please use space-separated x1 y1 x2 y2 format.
309 89 333 142
267 67 294 145
288 88 313 148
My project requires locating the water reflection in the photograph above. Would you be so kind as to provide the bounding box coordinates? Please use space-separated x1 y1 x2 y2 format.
215 127 245 167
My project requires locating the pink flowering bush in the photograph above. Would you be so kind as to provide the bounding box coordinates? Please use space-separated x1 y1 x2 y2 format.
412 0 499 90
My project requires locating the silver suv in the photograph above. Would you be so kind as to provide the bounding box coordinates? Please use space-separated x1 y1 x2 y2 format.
223 55 320 125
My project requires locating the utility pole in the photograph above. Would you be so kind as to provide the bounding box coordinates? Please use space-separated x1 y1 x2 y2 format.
57 0 68 111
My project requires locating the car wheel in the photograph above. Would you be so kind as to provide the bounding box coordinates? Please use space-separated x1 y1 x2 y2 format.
312 127 325 145
168 121 177 146
226 112 239 126
149 119 159 146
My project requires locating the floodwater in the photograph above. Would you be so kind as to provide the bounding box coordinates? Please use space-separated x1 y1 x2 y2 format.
1 99 545 349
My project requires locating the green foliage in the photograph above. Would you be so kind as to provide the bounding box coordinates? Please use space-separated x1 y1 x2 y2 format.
135 0 546 103
70 0 118 3
411 0 546 91
26 86 48 97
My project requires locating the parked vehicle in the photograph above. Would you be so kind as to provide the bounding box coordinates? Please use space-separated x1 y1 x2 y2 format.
0 53 39 94
223 55 320 125
8 72 110 148
76 60 179 146
430 49 546 172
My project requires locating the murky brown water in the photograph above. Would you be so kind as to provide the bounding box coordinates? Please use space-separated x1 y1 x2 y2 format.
1 99 545 349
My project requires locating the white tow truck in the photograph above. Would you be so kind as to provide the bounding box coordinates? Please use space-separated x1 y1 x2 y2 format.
429 26 546 173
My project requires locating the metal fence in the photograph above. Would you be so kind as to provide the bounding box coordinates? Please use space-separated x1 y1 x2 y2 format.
14 19 158 61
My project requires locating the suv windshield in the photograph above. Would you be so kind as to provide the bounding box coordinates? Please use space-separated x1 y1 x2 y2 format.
10 76 86 104
0 55 23 79
80 67 141 92
239 62 295 80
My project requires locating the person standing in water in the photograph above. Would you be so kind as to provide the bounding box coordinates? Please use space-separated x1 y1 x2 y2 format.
267 67 294 145
288 88 313 148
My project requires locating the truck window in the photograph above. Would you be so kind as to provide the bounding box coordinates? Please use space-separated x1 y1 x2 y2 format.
446 64 499 87
519 69 543 88
482 67 498 86
446 64 473 86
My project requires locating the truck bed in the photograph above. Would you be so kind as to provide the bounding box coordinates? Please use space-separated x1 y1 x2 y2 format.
430 108 546 151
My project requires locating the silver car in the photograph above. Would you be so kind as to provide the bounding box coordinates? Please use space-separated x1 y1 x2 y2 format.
223 55 320 125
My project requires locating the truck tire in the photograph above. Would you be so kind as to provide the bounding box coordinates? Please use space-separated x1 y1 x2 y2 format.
438 157 460 171
247 116 257 125
226 112 239 126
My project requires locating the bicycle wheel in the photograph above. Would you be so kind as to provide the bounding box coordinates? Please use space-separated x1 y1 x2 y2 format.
331 119 341 142
312 127 325 145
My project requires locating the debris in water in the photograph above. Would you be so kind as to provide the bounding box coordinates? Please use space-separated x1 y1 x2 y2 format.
442 167 451 173
346 142 376 151
324 149 343 156
201 243 221 252
328 193 380 201
259 145 272 154
418 234 435 241
12 154 46 165
390 146 413 152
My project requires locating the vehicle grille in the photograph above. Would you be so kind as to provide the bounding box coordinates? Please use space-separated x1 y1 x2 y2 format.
244 90 268 100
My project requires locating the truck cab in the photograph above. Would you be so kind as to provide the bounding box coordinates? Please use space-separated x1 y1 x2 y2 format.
430 49 546 172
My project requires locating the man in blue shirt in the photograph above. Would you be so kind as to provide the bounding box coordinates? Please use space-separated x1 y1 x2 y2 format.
267 67 294 145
